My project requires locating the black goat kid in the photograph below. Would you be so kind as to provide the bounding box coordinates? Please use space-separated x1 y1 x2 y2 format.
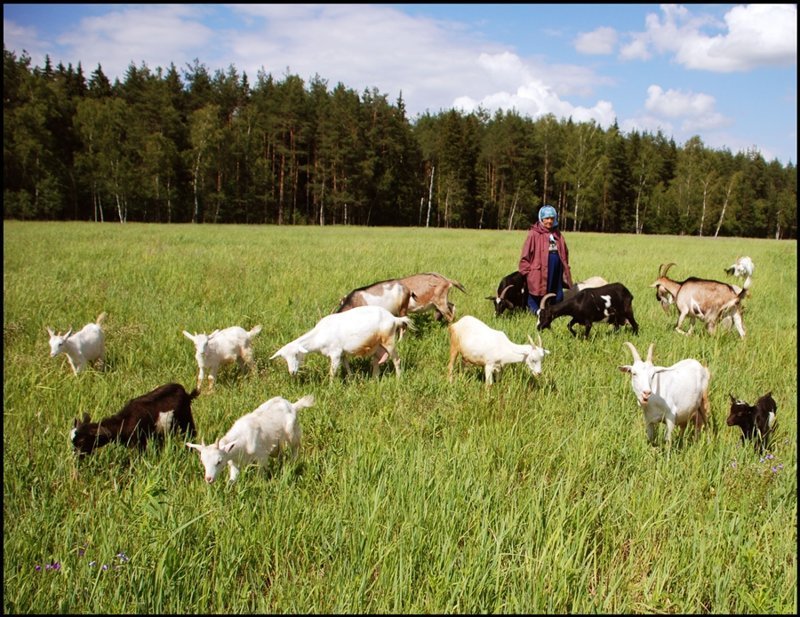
727 392 777 452
71 383 198 456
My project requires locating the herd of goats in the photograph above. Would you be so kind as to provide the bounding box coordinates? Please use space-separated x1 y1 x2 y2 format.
46 255 778 483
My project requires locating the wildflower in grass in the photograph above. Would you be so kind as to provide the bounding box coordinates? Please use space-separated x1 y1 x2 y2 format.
34 565 41 572
730 460 737 469
102 564 109 571
45 561 61 571
116 552 129 563
771 464 783 473
89 561 96 568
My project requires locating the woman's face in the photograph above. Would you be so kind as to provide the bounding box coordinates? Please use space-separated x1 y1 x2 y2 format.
541 216 554 230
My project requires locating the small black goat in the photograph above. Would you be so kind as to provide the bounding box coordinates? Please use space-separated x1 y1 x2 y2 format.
71 383 198 456
727 392 777 452
486 271 528 316
536 282 639 337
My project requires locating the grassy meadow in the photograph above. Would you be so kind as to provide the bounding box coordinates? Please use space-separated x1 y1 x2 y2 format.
3 221 797 614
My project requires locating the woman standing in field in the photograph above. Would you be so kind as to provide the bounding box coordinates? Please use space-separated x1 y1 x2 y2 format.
519 204 573 315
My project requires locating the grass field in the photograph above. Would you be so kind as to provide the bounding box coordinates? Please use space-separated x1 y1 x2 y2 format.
3 221 796 613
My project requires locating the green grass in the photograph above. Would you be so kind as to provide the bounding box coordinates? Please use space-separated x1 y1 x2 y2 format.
3 221 797 613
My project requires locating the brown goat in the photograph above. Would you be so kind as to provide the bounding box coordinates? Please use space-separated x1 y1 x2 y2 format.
650 263 747 337
398 272 466 322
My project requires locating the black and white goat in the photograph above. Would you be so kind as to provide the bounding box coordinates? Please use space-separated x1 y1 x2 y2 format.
650 263 747 338
536 282 639 337
70 383 198 456
727 392 777 452
486 271 528 316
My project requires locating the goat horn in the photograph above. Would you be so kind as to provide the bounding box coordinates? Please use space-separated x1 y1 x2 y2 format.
537 332 543 347
540 293 557 309
659 262 676 278
498 284 514 300
624 341 641 363
645 343 654 363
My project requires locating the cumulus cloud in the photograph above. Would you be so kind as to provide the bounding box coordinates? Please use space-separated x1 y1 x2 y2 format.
574 27 618 55
623 4 797 72
645 85 731 132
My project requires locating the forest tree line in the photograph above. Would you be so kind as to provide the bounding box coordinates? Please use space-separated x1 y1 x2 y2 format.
3 47 796 238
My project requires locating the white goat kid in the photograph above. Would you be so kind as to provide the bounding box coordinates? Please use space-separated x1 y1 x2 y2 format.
186 395 314 483
448 315 549 387
618 342 710 445
182 325 262 390
47 312 107 374
270 305 412 379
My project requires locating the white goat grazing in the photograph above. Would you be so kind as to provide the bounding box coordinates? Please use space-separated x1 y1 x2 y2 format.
448 315 549 387
618 342 710 445
47 312 107 374
186 394 314 483
270 305 412 379
182 325 262 390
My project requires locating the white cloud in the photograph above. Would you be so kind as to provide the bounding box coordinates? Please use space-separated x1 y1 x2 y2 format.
625 4 797 72
644 84 731 131
574 27 617 55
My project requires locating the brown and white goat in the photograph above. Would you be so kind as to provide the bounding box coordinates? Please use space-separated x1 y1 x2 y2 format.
335 279 413 317
650 263 747 338
70 383 198 456
398 272 466 322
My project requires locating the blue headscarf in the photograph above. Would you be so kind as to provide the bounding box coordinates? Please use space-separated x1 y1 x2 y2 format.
538 205 558 227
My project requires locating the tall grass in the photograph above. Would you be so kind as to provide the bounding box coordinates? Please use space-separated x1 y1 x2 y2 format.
3 221 796 613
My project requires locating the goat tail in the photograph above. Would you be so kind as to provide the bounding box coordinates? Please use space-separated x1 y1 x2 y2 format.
450 278 467 294
188 387 201 400
396 315 415 332
249 324 263 338
292 394 315 412
95 311 108 326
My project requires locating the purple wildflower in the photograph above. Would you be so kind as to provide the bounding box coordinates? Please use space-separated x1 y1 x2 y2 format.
35 565 42 572
78 548 85 557
102 564 109 571
765 453 775 460
730 461 737 469
116 552 129 562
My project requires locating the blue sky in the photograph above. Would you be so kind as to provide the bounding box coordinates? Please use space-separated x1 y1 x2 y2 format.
4 3 797 165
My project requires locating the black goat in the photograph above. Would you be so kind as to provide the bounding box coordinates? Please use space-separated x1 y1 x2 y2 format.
71 383 199 456
536 282 639 337
727 392 777 452
486 271 528 316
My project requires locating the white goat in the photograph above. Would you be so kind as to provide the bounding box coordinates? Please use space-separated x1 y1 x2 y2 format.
270 305 412 379
47 312 107 374
447 315 549 387
186 394 314 483
725 256 754 282
182 325 262 390
618 342 710 445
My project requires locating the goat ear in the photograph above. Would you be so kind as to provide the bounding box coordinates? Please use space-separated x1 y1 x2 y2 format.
64 329 73 339
97 425 113 438
185 442 201 451
222 441 236 453
729 393 737 403
269 350 282 360
618 365 632 374
209 329 220 338
298 344 309 354
81 412 91 424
